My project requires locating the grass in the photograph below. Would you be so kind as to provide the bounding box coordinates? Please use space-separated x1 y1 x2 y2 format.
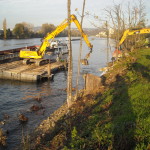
32 48 150 150
65 48 150 150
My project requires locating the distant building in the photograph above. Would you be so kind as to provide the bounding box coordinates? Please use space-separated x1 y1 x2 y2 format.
96 28 114 38
109 28 114 35
96 31 107 37
96 29 107 37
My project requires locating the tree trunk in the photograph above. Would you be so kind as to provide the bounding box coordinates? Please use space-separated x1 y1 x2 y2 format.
76 0 86 97
3 18 7 39
67 0 73 107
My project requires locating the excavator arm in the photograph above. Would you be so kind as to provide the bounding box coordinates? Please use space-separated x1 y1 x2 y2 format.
38 14 93 57
119 28 150 46
71 15 93 51
20 15 93 61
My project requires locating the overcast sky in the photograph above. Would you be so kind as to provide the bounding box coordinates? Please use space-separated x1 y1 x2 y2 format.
0 0 150 29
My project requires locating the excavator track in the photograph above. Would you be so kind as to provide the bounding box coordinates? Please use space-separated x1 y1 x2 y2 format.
34 59 49 66
22 58 49 66
22 59 31 65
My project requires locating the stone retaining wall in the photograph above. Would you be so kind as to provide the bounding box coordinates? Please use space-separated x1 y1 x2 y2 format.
84 73 103 94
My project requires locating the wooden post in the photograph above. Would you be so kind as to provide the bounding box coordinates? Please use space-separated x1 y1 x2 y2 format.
67 0 73 107
48 59 51 79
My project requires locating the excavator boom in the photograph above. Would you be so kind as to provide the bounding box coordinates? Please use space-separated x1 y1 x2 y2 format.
119 28 150 46
19 15 93 64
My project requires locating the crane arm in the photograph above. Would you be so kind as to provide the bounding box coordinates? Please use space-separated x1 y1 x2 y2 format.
38 14 93 57
119 28 150 46
19 14 93 61
71 15 93 51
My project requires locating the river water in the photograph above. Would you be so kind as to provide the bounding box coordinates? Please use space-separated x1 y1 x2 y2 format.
0 37 114 149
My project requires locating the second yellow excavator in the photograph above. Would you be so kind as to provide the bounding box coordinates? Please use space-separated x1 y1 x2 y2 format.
19 14 93 66
119 28 150 46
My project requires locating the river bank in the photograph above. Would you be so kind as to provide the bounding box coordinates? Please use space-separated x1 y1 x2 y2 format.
25 47 150 150
0 38 113 149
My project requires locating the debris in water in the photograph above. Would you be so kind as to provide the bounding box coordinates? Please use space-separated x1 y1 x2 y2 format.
30 104 44 111
0 128 7 146
18 114 28 123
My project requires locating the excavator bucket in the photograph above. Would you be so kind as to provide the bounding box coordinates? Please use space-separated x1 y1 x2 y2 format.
80 50 92 65
80 59 89 65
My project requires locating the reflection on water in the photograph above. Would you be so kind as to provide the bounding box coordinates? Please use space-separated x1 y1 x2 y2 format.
0 37 114 149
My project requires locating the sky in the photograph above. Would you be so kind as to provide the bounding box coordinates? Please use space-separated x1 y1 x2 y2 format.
0 0 150 29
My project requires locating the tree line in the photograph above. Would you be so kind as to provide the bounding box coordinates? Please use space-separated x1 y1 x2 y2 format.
0 21 81 39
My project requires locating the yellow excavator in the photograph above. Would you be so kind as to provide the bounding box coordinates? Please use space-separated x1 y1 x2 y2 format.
119 28 150 46
19 14 93 66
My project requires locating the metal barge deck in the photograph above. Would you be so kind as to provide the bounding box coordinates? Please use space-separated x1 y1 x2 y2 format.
0 60 67 82
0 46 68 82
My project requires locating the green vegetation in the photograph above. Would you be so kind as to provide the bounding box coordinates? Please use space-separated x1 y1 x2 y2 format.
0 21 81 39
65 49 150 150
33 48 150 150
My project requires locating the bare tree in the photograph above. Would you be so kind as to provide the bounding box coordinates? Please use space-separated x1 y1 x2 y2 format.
40 23 55 36
67 0 73 107
137 0 146 28
104 0 146 48
3 18 7 39
76 0 86 97
105 4 125 47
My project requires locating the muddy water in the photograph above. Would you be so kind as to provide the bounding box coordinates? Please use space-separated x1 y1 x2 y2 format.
0 37 114 149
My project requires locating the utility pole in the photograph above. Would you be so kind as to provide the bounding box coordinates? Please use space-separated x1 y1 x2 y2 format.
67 0 73 107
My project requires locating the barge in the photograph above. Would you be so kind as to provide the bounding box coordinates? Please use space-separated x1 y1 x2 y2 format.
0 45 68 82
